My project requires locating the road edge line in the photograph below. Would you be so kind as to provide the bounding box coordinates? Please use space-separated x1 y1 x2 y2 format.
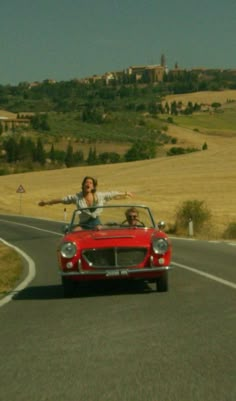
0 238 36 308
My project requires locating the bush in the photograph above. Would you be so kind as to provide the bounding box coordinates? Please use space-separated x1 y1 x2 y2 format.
223 222 236 239
0 167 9 176
167 146 199 156
174 200 211 235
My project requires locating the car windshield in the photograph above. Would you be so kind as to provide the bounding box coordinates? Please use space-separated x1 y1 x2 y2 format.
69 204 156 230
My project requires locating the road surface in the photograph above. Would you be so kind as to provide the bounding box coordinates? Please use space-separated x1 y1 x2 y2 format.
0 215 235 401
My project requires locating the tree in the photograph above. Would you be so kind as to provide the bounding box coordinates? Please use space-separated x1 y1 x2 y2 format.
73 150 84 164
109 152 121 163
211 102 221 111
124 140 156 162
49 143 56 162
34 138 46 165
164 102 170 114
65 143 74 167
31 113 50 131
3 137 19 162
97 151 120 164
82 106 104 124
170 101 178 115
18 137 35 161
148 101 158 115
87 146 97 165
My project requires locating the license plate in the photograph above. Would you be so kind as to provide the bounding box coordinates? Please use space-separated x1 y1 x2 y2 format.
106 270 120 277
105 270 128 277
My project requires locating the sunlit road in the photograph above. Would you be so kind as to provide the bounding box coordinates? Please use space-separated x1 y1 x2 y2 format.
0 215 235 401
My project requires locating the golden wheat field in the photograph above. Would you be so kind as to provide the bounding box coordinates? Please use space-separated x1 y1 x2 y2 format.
1 91 236 238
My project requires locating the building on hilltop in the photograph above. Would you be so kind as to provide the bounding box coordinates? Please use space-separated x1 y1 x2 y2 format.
126 64 167 83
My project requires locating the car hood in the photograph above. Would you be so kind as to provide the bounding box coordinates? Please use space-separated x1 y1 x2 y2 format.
63 227 167 248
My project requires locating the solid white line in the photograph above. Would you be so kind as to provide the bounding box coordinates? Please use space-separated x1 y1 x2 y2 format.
0 218 61 236
172 261 236 289
0 238 36 307
0 220 62 307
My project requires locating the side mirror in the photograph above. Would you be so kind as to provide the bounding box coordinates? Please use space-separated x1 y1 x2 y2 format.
157 221 165 230
62 224 70 234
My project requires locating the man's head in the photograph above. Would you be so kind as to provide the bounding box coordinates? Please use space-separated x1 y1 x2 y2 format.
125 207 139 226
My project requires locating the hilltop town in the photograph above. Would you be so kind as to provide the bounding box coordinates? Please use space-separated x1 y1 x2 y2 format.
27 55 236 87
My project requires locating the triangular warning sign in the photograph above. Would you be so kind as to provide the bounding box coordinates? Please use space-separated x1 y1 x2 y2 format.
16 184 26 193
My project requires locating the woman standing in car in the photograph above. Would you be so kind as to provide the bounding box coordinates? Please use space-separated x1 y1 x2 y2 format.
38 176 133 229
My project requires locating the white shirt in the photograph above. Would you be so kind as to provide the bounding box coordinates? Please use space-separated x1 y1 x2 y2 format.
62 191 120 224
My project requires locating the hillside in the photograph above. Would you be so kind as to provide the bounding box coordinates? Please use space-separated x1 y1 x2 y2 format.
1 90 236 238
163 90 236 106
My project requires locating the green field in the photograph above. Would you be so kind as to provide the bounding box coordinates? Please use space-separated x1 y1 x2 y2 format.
169 105 236 134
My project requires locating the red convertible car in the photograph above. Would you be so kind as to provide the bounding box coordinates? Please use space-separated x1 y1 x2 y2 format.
57 205 173 297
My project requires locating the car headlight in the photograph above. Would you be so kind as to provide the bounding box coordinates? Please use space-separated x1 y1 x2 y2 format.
60 242 77 258
152 237 169 254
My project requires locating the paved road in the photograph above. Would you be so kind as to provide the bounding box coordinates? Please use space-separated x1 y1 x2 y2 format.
0 215 235 401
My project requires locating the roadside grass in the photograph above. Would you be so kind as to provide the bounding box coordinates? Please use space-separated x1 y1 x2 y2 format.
0 243 23 297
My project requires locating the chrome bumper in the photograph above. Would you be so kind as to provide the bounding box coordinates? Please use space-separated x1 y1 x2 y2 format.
59 265 173 277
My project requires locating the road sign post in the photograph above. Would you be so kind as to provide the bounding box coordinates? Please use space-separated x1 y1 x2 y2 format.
16 184 26 214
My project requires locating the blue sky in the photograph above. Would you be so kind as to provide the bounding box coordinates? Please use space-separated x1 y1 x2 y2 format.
1 0 236 85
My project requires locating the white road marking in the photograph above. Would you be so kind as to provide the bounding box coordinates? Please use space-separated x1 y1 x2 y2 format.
0 238 36 307
0 220 62 307
0 218 61 236
173 261 236 290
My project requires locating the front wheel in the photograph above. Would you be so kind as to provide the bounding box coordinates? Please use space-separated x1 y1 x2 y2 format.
156 271 168 292
62 277 76 298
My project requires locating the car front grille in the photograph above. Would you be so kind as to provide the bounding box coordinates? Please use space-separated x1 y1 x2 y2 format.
82 247 147 268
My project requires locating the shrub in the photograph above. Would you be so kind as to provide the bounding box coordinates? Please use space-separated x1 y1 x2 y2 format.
0 167 9 176
211 102 221 110
167 146 199 156
223 222 236 239
174 200 211 235
124 140 156 162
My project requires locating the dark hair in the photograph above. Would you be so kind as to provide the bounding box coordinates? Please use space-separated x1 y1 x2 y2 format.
81 176 98 193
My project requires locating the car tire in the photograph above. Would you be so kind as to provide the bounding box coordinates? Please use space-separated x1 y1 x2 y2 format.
156 271 168 292
62 277 76 298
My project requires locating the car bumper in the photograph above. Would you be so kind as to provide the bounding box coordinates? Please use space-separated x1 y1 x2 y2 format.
59 265 173 279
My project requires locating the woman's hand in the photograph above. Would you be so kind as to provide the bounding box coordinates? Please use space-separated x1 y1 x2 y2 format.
125 191 134 198
38 200 51 206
